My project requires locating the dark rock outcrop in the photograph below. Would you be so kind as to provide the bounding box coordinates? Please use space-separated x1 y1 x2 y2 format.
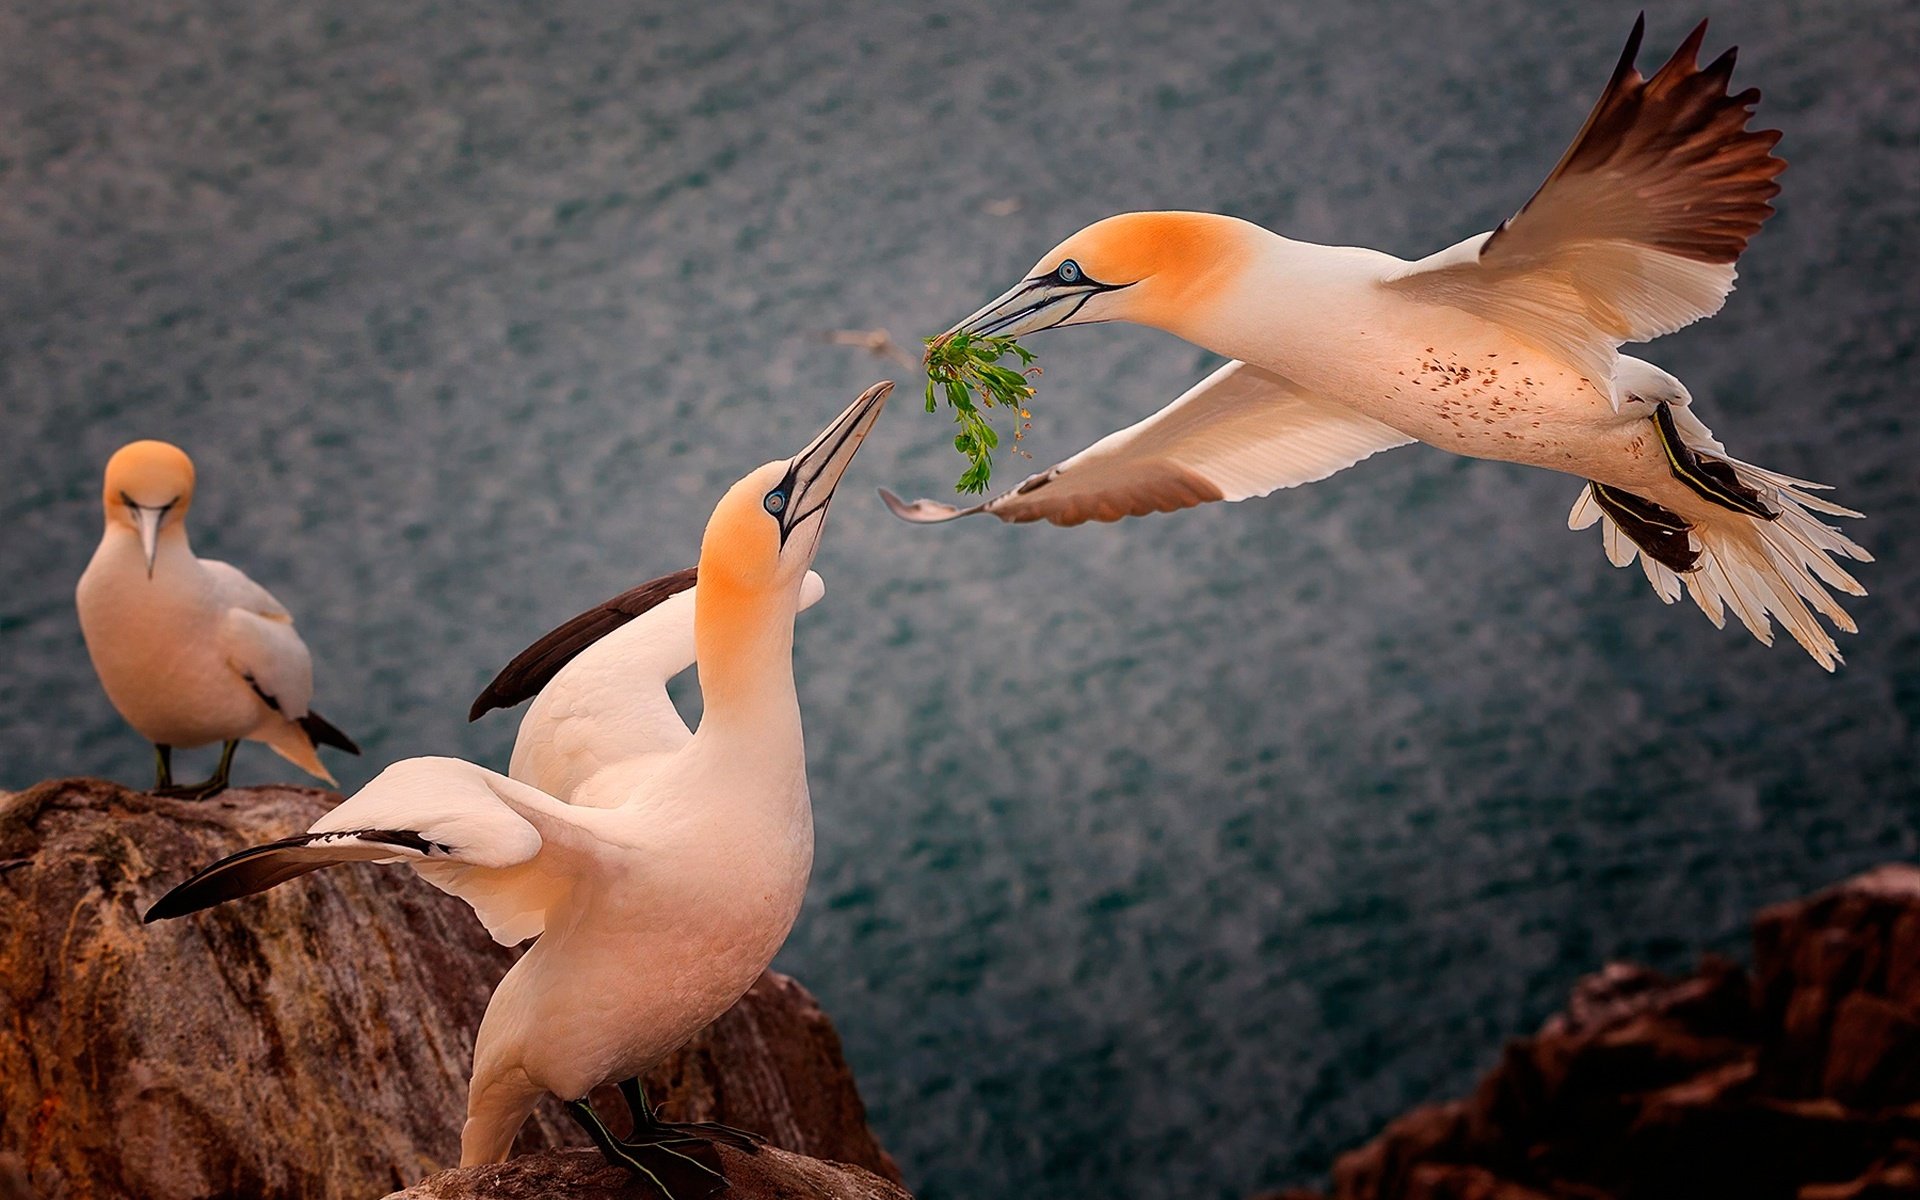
1283 865 1920 1200
383 1146 912 1200
0 778 899 1200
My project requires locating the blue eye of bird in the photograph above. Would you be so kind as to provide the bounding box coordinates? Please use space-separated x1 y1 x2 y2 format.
764 489 787 515
1057 260 1082 284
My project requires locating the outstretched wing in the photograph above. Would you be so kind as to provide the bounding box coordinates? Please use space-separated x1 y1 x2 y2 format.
145 757 612 945
470 567 701 721
499 571 827 802
1385 17 1785 399
881 360 1411 527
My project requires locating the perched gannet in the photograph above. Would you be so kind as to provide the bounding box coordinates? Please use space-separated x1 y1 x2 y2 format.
467 567 827 804
75 440 360 798
885 18 1870 669
146 383 892 1197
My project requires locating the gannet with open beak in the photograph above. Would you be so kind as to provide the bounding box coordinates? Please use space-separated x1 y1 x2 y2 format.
145 383 892 1198
75 440 360 798
886 18 1870 669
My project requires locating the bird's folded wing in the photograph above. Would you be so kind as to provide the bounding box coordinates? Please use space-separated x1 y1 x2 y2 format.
1383 17 1784 400
224 608 317 719
492 572 826 802
882 360 1412 527
145 757 609 945
203 558 293 622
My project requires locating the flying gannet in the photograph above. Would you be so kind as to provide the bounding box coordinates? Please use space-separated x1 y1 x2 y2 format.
145 383 892 1198
884 18 1870 669
75 440 360 798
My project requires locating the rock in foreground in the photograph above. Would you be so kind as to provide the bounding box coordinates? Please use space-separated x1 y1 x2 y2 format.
385 1146 911 1200
0 779 899 1200
1279 865 1920 1200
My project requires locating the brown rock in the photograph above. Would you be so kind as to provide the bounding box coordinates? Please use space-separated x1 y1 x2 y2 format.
0 779 898 1200
1398 1164 1555 1200
1756 865 1920 1105
1799 1138 1920 1199
1298 866 1920 1200
383 1146 910 1200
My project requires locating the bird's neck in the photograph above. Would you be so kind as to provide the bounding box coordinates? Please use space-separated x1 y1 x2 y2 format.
689 574 803 756
1149 232 1356 370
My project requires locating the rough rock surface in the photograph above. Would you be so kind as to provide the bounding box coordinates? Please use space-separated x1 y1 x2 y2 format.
1276 865 1920 1200
0 779 899 1200
383 1146 912 1200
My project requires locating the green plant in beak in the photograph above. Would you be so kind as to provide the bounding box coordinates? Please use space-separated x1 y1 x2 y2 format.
922 331 1040 493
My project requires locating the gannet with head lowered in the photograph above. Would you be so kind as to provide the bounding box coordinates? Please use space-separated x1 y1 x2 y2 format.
75 439 360 798
145 383 892 1198
885 17 1870 669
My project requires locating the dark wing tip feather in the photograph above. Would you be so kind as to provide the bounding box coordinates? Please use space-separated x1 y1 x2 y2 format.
468 567 700 721
1497 15 1787 268
143 828 447 923
1671 18 1710 68
1623 13 1648 64
144 835 337 922
299 710 361 756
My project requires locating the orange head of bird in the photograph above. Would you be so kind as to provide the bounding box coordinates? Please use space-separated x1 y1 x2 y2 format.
102 440 196 577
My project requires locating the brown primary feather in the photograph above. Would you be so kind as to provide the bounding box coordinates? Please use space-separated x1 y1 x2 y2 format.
468 566 700 722
1488 14 1786 267
993 464 1225 526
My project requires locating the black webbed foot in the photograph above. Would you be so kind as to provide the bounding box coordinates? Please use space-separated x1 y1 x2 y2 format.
563 1081 766 1198
1589 482 1700 573
1651 403 1776 520
619 1078 764 1154
150 740 237 801
566 1098 729 1200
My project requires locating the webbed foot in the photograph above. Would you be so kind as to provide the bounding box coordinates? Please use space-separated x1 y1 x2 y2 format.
566 1098 729 1199
150 740 237 801
1588 481 1700 573
619 1078 763 1153
564 1080 764 1199
1651 402 1776 520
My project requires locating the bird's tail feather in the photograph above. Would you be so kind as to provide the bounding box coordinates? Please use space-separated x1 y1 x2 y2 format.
260 717 338 786
299 709 361 755
1569 460 1870 670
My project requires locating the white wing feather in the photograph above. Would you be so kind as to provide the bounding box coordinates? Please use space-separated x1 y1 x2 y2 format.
308 756 616 945
885 361 1411 527
510 573 826 802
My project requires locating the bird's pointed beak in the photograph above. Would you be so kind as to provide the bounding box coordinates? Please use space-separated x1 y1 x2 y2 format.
781 381 893 538
133 503 169 578
941 276 1107 342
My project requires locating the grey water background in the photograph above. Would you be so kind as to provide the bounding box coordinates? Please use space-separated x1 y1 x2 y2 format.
2 0 1916 1194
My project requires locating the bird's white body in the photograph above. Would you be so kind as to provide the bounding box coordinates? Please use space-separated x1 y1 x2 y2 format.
473 731 813 1108
76 483 334 779
1194 234 1676 497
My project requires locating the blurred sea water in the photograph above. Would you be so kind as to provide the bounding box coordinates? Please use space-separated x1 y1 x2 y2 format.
2 1 1916 1196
